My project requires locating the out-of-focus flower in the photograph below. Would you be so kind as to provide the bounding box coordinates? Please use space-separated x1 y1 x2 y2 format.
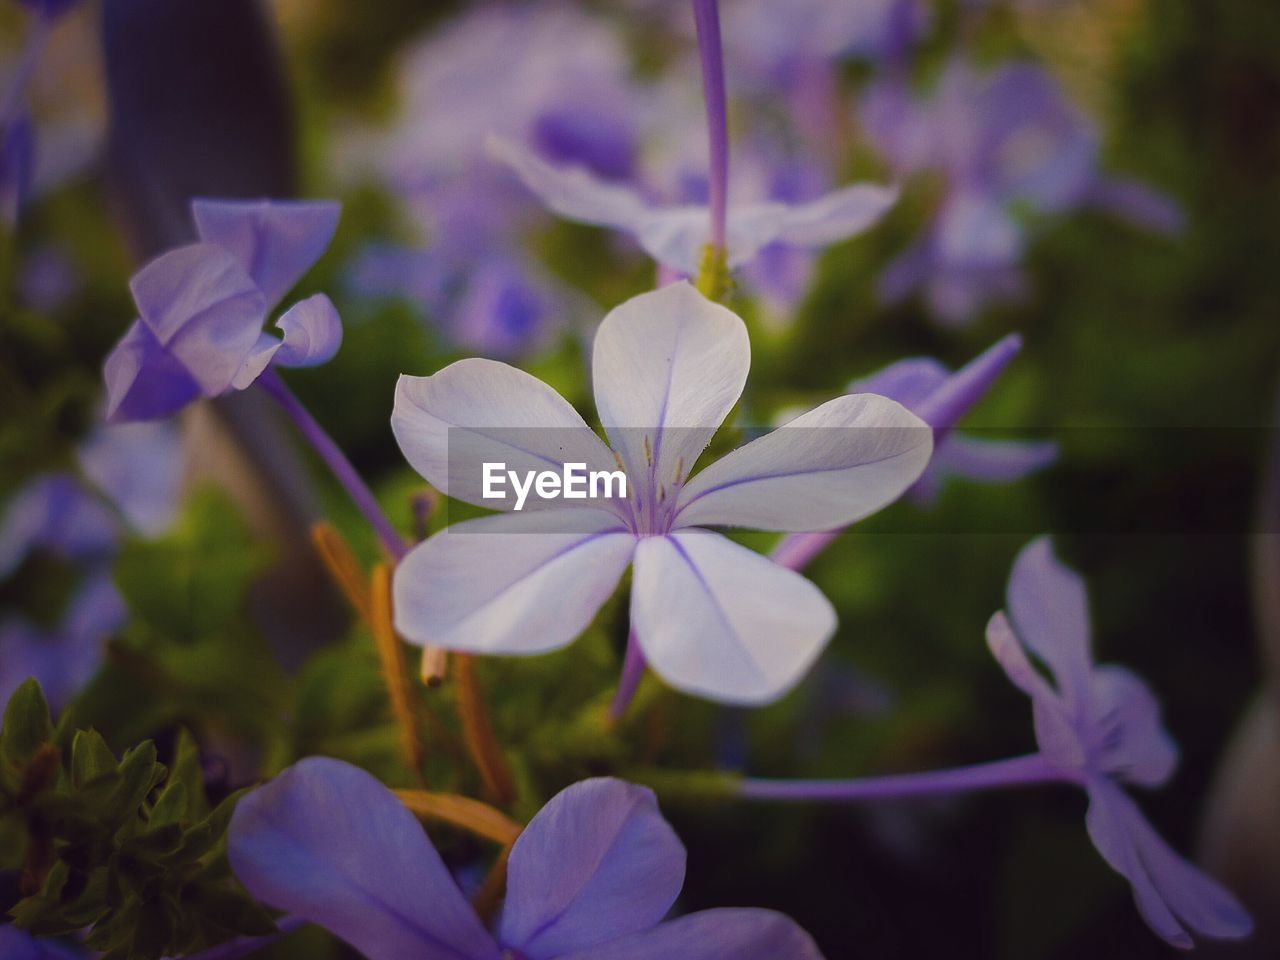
0 926 83 960
865 61 1183 324
229 756 825 960
987 538 1252 948
391 283 930 704
850 334 1056 503
103 199 342 422
490 135 899 284
0 472 119 577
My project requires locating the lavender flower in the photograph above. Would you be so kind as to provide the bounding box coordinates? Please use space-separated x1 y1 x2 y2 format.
865 61 1183 324
103 199 342 422
391 283 931 704
848 334 1056 504
228 756 824 959
489 136 899 286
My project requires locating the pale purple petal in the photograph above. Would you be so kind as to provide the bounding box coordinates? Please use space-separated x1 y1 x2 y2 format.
1085 779 1252 948
592 283 750 517
770 181 899 248
556 908 825 960
849 358 949 411
632 531 835 705
1006 537 1094 707
931 436 1057 485
128 243 267 396
229 333 282 391
500 778 685 958
103 319 203 422
227 756 499 960
0 473 119 577
911 333 1022 433
1088 666 1178 788
272 293 343 367
487 136 648 233
392 361 619 514
1086 177 1185 236
192 198 341 307
674 394 931 532
393 509 636 655
76 420 184 537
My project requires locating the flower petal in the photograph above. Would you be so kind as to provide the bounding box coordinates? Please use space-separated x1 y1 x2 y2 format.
592 284 749 520
128 243 268 395
1088 666 1178 788
103 319 204 422
393 509 636 654
1006 537 1094 708
632 531 834 705
229 333 283 391
848 357 949 412
931 436 1057 485
770 181 900 248
392 360 620 513
674 394 931 532
500 778 685 958
192 198 341 306
272 292 343 367
227 757 499 960
1085 779 1252 948
555 908 825 960
487 136 647 233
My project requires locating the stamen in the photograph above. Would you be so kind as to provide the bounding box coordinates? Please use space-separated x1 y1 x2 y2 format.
371 564 428 781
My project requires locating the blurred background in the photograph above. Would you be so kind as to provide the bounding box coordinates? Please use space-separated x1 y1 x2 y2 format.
1 0 1278 957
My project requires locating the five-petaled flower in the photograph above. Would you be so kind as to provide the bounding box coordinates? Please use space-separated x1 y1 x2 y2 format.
228 756 825 960
391 282 931 705
103 199 344 422
987 537 1252 949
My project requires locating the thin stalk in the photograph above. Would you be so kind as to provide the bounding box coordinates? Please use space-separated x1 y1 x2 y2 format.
607 629 646 724
692 0 729 254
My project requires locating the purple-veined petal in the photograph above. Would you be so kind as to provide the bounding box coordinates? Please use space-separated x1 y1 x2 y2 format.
931 436 1057 485
556 908 825 960
985 611 1085 771
487 135 647 233
272 292 343 367
128 243 267 396
848 357 949 412
393 509 636 654
674 394 931 533
770 181 899 248
1085 779 1252 948
392 361 620 514
227 757 499 960
192 198 341 307
1088 665 1178 789
500 778 685 958
592 283 749 522
103 319 203 422
1006 537 1094 709
631 530 835 705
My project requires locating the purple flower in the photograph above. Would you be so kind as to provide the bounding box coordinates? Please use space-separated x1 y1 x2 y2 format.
490 136 899 282
391 283 931 704
849 334 1056 503
866 61 1182 323
103 199 343 422
987 538 1252 948
228 756 824 960
0 472 119 577
0 927 83 960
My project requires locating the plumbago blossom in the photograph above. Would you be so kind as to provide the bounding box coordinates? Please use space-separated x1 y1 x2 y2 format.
391 282 932 704
228 757 824 960
103 200 343 422
864 60 1183 324
849 334 1057 504
489 136 899 287
740 539 1252 948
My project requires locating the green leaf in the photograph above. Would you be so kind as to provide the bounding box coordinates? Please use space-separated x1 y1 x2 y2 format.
1 678 54 792
71 729 119 791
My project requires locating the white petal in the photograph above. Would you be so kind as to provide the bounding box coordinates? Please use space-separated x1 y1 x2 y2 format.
631 531 835 705
392 360 621 513
393 509 636 654
487 135 648 231
674 394 931 532
771 181 900 248
592 283 749 525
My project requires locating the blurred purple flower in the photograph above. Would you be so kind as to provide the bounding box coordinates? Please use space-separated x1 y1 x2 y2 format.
14 0 82 21
76 419 184 537
0 926 83 960
0 472 119 577
228 756 824 960
987 538 1252 948
850 334 1056 504
391 283 930 704
19 244 80 311
865 61 1183 324
490 135 899 283
103 199 343 422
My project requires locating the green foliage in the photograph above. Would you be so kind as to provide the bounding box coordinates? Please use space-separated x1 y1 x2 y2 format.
0 684 275 959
